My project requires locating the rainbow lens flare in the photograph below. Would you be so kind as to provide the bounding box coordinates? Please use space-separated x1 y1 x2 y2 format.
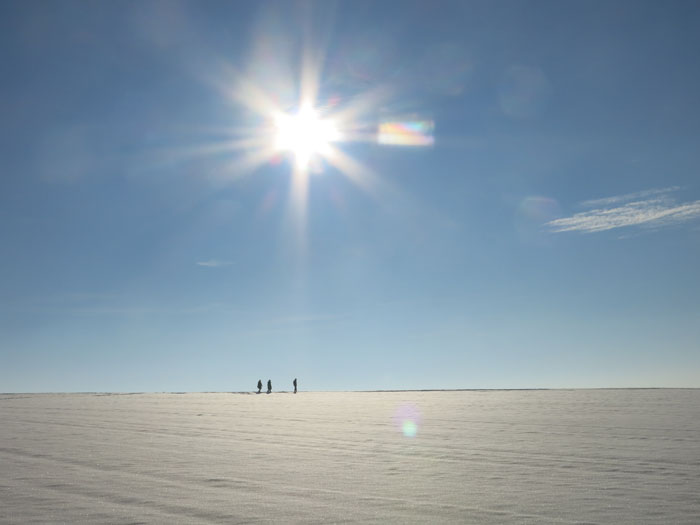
378 119 434 147
518 196 561 222
402 420 417 438
393 403 422 438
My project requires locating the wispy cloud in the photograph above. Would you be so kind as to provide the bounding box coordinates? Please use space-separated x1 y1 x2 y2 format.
578 186 680 209
548 187 700 234
196 259 233 267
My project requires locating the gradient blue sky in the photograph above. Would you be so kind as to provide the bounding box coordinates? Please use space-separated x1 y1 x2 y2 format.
2 0 700 392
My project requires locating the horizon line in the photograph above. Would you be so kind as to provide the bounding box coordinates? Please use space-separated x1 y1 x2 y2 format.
2 387 698 396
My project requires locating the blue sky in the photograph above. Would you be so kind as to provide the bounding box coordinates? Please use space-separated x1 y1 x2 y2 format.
2 0 699 392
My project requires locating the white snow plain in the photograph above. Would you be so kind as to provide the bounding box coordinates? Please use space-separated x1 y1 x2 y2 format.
1 389 699 524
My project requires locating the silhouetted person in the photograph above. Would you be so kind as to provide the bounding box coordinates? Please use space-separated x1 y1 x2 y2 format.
257 379 262 394
293 378 297 394
267 379 272 394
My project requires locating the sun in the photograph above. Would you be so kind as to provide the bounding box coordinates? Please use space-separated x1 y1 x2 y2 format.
273 104 340 169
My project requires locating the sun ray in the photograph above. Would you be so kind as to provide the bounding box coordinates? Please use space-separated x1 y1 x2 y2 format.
289 163 310 248
214 146 278 182
216 64 282 119
328 86 393 137
322 144 382 196
298 2 330 112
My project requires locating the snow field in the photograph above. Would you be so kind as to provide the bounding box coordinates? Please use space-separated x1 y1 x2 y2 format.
1 389 699 523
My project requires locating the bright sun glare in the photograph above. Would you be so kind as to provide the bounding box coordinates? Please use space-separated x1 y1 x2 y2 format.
274 105 340 169
201 40 434 246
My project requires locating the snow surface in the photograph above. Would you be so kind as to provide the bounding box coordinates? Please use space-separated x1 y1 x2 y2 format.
1 389 699 524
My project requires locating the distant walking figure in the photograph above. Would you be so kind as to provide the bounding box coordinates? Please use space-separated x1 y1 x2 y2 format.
257 379 262 394
267 379 272 394
293 378 297 394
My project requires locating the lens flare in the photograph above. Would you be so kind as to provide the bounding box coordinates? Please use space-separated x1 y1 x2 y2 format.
515 196 562 243
393 403 421 438
518 196 561 222
378 118 434 147
402 420 417 438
